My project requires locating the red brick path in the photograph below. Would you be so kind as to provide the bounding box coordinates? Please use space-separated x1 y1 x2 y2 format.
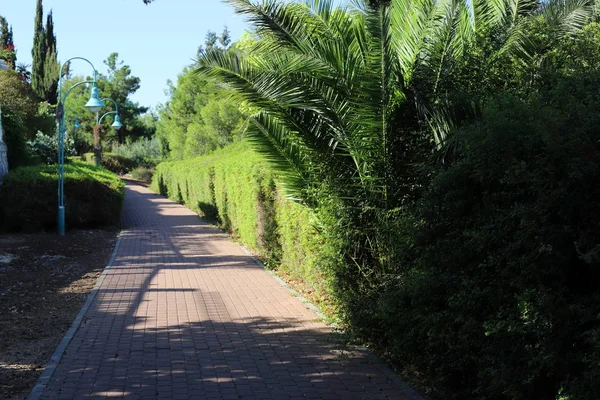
40 183 421 399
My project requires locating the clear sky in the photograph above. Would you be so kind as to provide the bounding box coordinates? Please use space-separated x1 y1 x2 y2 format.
1 0 249 110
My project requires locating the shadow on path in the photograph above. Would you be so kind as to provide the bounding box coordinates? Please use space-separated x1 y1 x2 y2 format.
39 184 421 399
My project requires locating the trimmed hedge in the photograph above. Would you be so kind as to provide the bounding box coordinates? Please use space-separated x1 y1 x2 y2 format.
82 152 137 175
152 141 329 298
0 161 125 231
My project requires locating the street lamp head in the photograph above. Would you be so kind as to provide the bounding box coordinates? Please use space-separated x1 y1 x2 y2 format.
85 85 105 113
112 114 123 131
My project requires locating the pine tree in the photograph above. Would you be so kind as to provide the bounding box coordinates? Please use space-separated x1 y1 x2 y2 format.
43 11 59 103
219 26 231 49
31 0 45 98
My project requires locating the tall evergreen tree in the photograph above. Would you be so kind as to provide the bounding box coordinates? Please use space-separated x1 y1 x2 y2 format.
0 16 9 46
0 16 16 69
43 11 59 103
7 27 13 47
31 0 45 99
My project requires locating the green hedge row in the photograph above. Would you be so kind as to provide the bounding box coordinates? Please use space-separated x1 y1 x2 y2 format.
0 161 125 231
151 141 329 300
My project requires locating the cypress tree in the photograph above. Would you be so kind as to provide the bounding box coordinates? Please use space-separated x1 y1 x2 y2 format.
0 16 16 69
7 27 13 47
0 16 9 46
43 11 59 103
31 0 45 99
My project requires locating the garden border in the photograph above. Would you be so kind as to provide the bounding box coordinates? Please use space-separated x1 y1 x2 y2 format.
27 233 123 400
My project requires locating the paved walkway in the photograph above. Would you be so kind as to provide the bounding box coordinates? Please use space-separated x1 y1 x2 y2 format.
38 183 420 399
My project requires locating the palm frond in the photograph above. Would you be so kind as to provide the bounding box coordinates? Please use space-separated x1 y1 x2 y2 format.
471 0 509 31
541 0 596 37
246 111 315 204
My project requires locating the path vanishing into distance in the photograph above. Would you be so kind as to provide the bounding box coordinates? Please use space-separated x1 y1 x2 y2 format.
32 182 422 399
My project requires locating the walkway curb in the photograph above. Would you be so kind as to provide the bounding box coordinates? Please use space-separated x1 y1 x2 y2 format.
238 245 329 323
240 245 424 400
27 233 123 400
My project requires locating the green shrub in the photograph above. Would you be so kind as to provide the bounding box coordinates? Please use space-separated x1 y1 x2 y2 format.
0 161 125 232
28 131 76 165
82 152 136 175
371 93 600 399
152 141 331 292
1 110 30 168
111 137 163 168
130 166 154 183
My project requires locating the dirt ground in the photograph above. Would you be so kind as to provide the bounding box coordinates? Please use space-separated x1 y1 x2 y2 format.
0 229 118 400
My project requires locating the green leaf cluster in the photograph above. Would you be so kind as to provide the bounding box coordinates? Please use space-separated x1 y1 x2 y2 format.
359 24 600 399
62 53 151 153
156 67 244 160
0 69 51 168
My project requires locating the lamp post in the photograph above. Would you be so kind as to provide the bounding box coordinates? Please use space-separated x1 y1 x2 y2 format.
56 57 105 236
94 98 123 167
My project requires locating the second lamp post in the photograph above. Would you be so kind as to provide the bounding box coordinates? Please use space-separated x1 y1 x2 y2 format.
94 98 123 167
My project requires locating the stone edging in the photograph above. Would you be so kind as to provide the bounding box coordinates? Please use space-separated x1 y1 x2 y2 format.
238 244 424 400
27 233 123 400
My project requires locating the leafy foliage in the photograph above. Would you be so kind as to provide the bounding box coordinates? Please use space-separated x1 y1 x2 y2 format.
82 152 137 175
42 11 59 104
373 88 600 399
0 69 46 168
156 66 244 160
0 161 124 232
28 131 76 165
63 53 151 153
0 15 16 69
111 136 163 168
192 1 600 399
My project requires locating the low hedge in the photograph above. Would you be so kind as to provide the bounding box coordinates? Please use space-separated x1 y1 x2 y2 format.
82 152 136 175
0 161 125 231
152 141 330 302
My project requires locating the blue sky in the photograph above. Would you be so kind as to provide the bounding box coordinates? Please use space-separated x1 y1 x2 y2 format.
2 0 249 110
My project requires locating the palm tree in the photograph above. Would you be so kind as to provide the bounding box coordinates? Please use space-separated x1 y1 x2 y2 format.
388 0 596 146
198 0 596 204
196 0 596 282
198 0 398 212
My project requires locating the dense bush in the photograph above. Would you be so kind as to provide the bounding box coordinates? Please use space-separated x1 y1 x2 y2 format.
0 70 54 168
362 92 600 399
82 152 137 175
28 131 76 165
0 161 125 231
111 136 163 168
152 141 333 297
130 166 154 183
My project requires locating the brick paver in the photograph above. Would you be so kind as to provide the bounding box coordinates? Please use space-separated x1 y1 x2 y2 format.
39 183 421 399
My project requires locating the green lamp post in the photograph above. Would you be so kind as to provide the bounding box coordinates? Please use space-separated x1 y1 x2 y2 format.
56 57 105 236
94 98 123 167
